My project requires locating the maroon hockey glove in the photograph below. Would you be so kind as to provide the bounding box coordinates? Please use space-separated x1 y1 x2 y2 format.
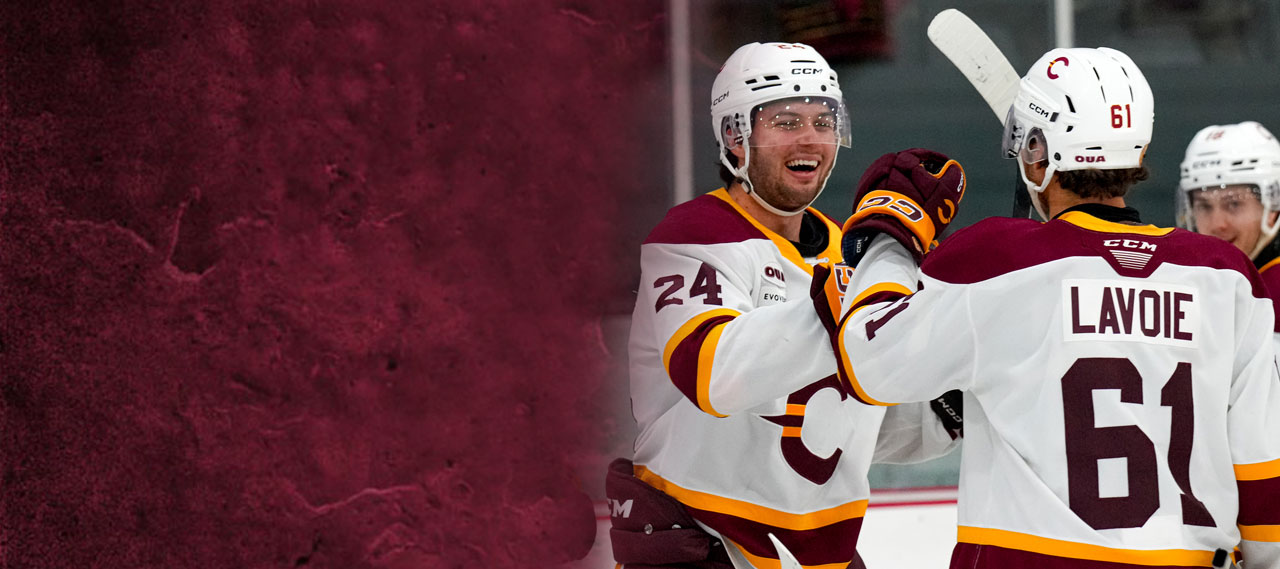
841 148 966 265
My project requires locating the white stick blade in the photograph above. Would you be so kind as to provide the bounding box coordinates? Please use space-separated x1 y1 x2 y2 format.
928 9 1021 124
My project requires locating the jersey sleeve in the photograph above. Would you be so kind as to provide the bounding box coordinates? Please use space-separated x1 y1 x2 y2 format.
1229 287 1280 567
834 235 977 406
636 242 836 417
872 400 960 464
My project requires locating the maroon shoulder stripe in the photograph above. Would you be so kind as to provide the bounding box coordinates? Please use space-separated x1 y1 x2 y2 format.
644 192 767 246
666 315 735 409
924 217 1269 302
850 290 908 313
1239 476 1280 526
950 543 1210 569
689 506 863 567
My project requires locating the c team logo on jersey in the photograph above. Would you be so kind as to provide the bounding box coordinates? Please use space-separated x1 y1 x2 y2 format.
1062 279 1199 346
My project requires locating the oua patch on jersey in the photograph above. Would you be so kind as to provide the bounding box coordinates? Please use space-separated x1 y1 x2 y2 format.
1061 278 1200 346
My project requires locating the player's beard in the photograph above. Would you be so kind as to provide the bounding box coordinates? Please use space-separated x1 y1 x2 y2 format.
746 145 833 213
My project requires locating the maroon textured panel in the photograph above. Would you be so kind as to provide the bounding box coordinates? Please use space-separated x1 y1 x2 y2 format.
950 543 1210 569
644 192 768 246
923 217 1268 301
1238 476 1280 526
0 1 665 567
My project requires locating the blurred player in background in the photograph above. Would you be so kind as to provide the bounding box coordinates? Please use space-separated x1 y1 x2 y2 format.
829 47 1280 568
606 42 961 569
1177 121 1280 341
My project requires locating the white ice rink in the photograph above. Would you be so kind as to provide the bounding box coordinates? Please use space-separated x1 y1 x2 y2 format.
573 486 959 569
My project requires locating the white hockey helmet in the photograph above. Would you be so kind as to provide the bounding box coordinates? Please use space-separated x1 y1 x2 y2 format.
1001 47 1154 219
711 42 851 216
1176 121 1280 259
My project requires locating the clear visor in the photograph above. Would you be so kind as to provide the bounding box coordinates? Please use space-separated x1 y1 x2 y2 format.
1176 183 1263 232
1000 108 1048 164
748 96 851 148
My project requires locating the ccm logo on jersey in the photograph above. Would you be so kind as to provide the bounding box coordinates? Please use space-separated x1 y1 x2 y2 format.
609 499 633 518
1063 279 1198 346
1104 239 1156 251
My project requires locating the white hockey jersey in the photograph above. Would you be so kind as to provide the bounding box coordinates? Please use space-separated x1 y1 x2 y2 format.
629 188 956 569
837 207 1280 569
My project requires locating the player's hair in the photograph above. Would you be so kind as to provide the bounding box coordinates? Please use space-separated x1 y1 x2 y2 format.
1057 165 1149 200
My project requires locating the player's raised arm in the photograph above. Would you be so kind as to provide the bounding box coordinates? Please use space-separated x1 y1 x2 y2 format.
821 148 975 406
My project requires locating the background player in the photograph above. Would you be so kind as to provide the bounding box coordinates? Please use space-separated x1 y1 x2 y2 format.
607 42 962 569
831 47 1280 568
1177 121 1280 340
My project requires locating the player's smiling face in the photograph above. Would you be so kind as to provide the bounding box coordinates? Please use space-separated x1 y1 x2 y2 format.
1190 185 1265 254
741 98 839 212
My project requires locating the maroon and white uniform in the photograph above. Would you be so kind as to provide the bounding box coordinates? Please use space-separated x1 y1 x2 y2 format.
836 205 1280 569
628 188 956 569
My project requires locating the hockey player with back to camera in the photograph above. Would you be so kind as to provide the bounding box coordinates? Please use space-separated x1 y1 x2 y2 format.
825 47 1280 569
606 41 964 569
1177 121 1280 347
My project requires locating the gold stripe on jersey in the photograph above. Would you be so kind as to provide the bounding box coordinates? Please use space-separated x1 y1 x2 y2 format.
849 282 914 315
1057 211 1176 236
696 323 729 416
1260 256 1280 274
957 526 1215 566
1234 457 1280 481
633 464 868 530
785 404 805 415
734 539 851 569
781 426 802 437
662 308 741 372
833 286 911 408
709 188 844 275
1240 524 1280 542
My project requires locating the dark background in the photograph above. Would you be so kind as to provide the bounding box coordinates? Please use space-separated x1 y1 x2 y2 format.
1 1 666 567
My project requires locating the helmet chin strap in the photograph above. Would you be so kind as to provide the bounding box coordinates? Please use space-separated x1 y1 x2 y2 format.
731 145 838 218
1016 158 1057 221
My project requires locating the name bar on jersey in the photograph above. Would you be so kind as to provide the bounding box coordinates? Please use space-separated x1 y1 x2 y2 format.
1062 279 1199 346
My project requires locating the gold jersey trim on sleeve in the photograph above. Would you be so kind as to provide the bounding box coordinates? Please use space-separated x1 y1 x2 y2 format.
662 308 741 372
957 526 1215 566
1240 524 1280 542
1234 457 1280 481
633 464 867 530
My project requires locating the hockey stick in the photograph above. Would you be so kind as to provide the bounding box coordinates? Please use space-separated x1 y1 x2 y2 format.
768 533 803 569
926 9 1031 217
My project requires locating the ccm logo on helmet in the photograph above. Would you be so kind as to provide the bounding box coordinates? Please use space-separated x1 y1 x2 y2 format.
1028 102 1051 119
1046 56 1069 79
792 68 824 75
712 91 729 106
1075 155 1106 163
1191 159 1221 168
